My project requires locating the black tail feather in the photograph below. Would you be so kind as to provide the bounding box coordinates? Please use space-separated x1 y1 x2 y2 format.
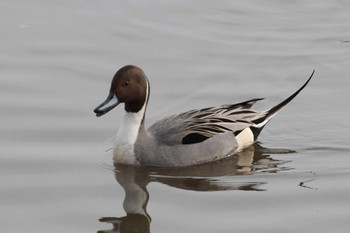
251 69 315 139
265 69 315 121
250 125 265 140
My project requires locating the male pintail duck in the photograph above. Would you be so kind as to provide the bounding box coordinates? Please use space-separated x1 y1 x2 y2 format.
94 65 314 167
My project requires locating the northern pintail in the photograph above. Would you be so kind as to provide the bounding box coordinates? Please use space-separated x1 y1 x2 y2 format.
94 65 314 167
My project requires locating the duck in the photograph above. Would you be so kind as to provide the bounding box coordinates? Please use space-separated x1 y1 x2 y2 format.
94 65 314 167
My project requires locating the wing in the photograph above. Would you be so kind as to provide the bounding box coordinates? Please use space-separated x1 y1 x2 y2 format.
148 98 266 145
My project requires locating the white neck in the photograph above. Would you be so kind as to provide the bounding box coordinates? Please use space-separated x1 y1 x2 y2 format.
113 107 146 165
119 109 145 143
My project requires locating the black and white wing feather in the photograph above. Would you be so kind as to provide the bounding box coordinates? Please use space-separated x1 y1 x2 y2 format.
148 98 266 145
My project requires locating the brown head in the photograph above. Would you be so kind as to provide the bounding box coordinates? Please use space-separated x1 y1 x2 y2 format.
94 65 149 116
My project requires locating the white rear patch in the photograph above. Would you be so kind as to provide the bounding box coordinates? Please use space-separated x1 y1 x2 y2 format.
235 128 254 151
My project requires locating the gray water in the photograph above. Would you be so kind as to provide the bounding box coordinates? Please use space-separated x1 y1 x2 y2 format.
1 1 350 232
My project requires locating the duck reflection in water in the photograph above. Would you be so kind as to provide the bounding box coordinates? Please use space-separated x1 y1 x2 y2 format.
98 143 294 233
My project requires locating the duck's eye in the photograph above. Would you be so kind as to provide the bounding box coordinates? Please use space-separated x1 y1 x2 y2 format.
124 81 129 86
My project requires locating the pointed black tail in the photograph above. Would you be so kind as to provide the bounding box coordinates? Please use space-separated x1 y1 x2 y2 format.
251 70 315 139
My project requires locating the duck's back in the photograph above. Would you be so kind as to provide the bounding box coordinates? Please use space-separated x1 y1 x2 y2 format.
147 98 265 147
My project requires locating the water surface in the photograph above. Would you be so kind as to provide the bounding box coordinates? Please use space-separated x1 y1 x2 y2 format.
1 1 350 232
